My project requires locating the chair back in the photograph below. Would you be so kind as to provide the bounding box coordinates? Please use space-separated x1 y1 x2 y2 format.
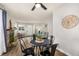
50 35 53 45
40 44 58 56
51 44 58 56
18 34 35 56
17 33 26 51
33 34 36 40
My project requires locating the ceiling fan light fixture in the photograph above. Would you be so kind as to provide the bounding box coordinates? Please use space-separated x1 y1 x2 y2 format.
35 3 40 8
31 3 47 11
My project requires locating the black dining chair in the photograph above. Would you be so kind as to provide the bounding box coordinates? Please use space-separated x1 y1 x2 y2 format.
41 35 54 51
33 34 36 40
19 39 35 56
49 35 55 45
50 44 58 56
18 33 35 56
40 44 58 56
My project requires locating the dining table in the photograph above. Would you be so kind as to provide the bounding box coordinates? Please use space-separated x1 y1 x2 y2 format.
30 39 49 56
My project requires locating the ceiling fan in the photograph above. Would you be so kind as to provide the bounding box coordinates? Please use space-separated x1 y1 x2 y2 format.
31 3 47 11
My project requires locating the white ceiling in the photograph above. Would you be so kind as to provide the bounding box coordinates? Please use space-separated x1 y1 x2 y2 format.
0 3 64 20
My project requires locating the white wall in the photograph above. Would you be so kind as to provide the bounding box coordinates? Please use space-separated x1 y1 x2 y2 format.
53 3 79 56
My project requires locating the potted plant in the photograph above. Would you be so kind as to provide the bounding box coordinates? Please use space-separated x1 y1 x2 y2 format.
9 29 15 47
7 20 15 47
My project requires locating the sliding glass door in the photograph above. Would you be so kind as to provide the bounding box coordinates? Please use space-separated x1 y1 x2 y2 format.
0 9 7 55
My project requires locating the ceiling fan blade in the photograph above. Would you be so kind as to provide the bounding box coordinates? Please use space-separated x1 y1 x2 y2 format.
31 5 36 11
40 3 47 10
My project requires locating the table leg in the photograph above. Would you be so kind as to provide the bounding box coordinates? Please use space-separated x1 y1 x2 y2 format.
38 46 44 56
34 46 38 56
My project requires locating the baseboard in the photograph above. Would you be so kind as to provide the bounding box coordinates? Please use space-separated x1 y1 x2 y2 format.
57 47 71 56
0 51 3 55
0 51 6 55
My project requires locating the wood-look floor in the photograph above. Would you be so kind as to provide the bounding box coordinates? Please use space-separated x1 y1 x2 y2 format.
3 48 66 56
2 39 67 56
55 50 67 56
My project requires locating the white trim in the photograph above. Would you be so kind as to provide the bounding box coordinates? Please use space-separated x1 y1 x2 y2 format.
0 51 3 55
0 51 6 55
57 47 71 56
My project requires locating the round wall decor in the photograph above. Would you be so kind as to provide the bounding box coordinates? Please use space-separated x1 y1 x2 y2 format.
62 15 79 29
